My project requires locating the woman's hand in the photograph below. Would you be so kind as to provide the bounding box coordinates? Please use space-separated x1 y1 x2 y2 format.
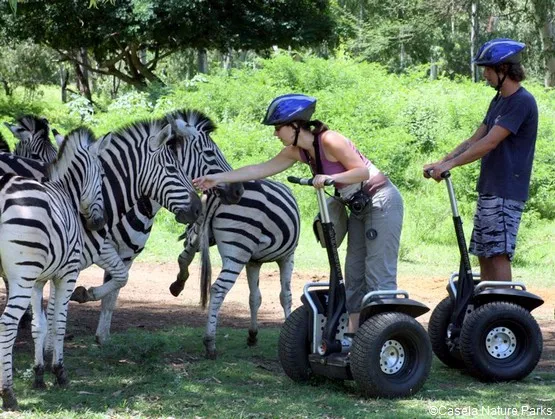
193 174 222 191
312 174 333 189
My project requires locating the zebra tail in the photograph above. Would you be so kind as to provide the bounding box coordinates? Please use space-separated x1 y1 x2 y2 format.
199 198 211 309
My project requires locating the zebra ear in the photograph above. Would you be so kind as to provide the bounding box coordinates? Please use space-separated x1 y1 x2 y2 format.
149 124 173 149
53 129 64 147
4 122 17 135
174 119 196 139
90 133 112 157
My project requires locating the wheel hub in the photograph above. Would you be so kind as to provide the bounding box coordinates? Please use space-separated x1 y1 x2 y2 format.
379 339 405 374
485 327 517 359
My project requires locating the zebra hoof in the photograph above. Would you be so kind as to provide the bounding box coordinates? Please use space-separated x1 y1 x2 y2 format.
169 279 185 297
53 365 69 387
247 330 258 346
203 337 217 360
70 286 90 303
33 365 46 389
1 388 18 411
32 378 46 390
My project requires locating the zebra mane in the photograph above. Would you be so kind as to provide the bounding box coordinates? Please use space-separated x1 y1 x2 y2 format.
15 114 50 135
112 118 168 143
169 109 217 135
48 127 96 180
0 131 11 152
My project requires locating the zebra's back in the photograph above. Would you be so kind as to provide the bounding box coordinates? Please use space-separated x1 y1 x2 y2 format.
210 179 300 263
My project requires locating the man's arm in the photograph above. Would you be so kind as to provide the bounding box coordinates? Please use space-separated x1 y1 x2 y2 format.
429 125 511 181
441 124 488 163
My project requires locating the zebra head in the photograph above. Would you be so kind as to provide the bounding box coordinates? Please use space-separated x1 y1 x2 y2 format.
49 127 110 231
144 122 202 225
168 109 244 205
4 115 58 163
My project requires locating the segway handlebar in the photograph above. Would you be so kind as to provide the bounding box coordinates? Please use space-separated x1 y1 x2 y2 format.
287 176 335 187
425 169 451 179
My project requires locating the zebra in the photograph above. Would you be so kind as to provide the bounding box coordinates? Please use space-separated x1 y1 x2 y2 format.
81 110 245 344
0 117 205 345
4 115 57 162
0 127 109 411
172 178 301 359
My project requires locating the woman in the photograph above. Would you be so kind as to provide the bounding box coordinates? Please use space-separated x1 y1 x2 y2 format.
193 93 404 334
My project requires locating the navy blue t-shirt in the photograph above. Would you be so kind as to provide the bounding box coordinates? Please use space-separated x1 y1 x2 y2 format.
477 87 538 201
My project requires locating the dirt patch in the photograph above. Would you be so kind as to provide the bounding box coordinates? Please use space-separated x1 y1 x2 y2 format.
4 261 554 372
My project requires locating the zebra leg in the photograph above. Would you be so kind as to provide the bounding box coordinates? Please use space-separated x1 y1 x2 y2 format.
246 262 262 347
171 230 200 297
49 274 79 387
30 282 47 389
71 245 128 304
2 278 32 330
203 259 245 360
95 273 122 345
276 252 294 319
44 286 56 371
0 281 33 411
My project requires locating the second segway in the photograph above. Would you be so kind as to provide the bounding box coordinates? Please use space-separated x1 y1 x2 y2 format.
427 171 544 381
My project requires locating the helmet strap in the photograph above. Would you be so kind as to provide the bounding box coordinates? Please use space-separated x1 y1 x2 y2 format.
292 123 301 147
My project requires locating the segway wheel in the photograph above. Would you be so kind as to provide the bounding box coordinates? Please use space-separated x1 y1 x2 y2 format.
350 312 432 398
278 306 312 382
428 297 465 369
460 302 542 382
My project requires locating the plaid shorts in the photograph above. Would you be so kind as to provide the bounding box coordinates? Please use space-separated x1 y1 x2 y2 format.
469 194 525 261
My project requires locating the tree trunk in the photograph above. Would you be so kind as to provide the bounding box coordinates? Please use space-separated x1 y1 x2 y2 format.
59 65 69 103
222 49 232 73
470 1 479 82
74 49 93 102
1 80 12 97
197 48 208 74
537 2 555 87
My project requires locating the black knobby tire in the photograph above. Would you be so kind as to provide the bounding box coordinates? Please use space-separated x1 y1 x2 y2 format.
350 312 432 398
428 296 465 369
460 301 543 382
278 306 312 382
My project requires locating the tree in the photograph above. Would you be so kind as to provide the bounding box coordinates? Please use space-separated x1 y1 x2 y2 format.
1 0 335 91
0 40 58 96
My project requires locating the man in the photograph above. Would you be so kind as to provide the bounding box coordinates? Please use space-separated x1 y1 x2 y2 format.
424 38 538 282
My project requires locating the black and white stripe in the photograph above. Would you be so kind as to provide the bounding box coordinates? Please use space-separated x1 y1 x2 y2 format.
0 128 108 410
175 178 300 359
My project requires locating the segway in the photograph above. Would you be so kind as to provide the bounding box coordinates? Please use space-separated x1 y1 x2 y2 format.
427 171 544 381
278 176 432 398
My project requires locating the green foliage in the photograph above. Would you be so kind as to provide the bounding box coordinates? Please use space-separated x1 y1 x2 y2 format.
4 55 554 272
0 40 58 96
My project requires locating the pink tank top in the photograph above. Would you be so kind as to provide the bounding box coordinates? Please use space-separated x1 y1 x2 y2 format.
299 133 387 195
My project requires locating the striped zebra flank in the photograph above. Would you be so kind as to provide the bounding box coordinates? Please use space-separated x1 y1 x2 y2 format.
0 128 109 411
175 178 301 359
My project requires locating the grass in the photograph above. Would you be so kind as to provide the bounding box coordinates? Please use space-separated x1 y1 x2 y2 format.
8 326 554 418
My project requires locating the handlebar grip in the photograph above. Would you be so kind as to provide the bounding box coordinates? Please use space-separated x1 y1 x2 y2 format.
287 176 335 186
426 169 451 179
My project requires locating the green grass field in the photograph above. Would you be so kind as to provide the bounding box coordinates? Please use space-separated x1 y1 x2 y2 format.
8 325 554 418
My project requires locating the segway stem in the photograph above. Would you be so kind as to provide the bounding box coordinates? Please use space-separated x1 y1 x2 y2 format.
288 176 346 354
443 172 476 331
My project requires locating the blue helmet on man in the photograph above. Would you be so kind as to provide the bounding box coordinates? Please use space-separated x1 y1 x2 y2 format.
262 94 316 126
473 38 525 67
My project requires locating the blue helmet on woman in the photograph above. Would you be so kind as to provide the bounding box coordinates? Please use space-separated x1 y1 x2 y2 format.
473 38 525 67
262 94 316 126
